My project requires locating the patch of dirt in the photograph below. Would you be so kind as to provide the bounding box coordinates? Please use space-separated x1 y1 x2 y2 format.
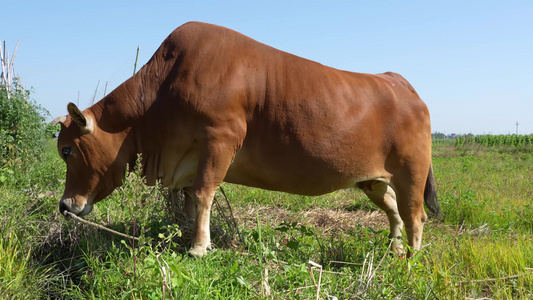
304 207 388 233
233 204 388 233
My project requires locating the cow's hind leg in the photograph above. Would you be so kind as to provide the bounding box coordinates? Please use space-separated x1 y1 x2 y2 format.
391 175 428 257
358 181 404 254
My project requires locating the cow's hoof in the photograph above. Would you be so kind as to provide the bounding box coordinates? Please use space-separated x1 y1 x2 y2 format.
391 243 405 257
188 246 208 258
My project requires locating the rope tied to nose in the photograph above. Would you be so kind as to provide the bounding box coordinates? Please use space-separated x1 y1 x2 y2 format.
63 210 140 241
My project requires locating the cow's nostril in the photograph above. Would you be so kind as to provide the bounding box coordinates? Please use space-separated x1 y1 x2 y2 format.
59 200 69 217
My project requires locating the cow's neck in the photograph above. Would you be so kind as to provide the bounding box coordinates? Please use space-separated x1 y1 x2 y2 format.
91 74 147 124
88 69 157 175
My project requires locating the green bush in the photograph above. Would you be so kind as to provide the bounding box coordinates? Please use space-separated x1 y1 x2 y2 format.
0 79 52 186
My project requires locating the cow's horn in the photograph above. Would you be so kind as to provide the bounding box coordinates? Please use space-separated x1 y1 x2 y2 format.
51 115 67 127
67 102 94 134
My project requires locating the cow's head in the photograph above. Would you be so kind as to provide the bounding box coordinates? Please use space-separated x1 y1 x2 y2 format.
53 103 129 217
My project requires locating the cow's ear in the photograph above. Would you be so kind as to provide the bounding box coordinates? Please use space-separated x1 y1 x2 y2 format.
67 102 94 134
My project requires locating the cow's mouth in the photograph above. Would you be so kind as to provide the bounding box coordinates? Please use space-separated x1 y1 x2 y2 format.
59 197 93 218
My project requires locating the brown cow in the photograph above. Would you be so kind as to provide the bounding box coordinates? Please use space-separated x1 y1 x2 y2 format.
52 21 440 257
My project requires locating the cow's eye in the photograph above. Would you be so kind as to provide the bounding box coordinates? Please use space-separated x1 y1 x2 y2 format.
62 146 72 159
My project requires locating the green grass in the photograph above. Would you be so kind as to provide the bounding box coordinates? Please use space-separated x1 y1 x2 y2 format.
1 139 532 299
433 144 533 231
0 215 32 297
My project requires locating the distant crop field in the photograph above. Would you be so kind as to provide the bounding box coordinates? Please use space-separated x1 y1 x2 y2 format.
455 134 533 147
1 139 532 299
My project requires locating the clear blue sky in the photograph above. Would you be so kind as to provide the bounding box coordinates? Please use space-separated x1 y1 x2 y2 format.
3 0 532 134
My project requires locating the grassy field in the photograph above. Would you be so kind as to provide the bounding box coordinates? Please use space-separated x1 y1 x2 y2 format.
1 139 532 299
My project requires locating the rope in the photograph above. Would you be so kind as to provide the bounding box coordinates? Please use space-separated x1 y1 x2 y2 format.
63 210 140 241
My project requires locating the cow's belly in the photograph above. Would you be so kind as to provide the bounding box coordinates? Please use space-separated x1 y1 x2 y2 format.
157 147 199 189
224 143 387 196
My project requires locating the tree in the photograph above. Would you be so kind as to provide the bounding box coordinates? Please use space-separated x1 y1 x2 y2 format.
432 132 447 139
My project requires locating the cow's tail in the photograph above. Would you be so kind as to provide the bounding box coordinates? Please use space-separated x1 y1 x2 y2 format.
424 164 442 218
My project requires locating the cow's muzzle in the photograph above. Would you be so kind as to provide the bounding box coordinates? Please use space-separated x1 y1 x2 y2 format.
59 197 93 218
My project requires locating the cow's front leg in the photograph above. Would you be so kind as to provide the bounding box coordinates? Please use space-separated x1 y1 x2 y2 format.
187 137 240 257
188 188 216 257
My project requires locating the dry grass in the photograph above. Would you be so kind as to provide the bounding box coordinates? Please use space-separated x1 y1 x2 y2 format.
233 203 388 234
